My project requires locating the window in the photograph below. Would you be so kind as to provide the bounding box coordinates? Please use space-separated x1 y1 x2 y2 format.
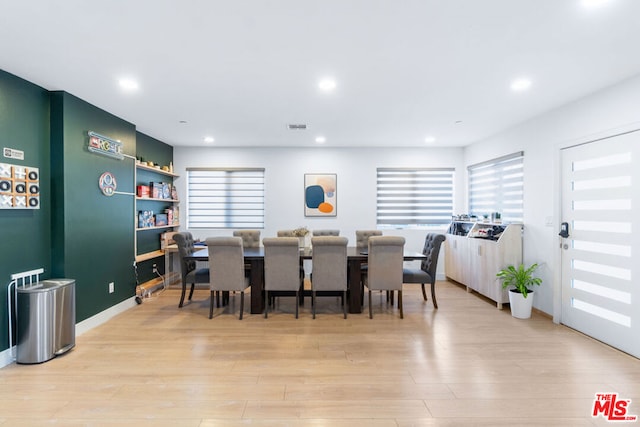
376 168 454 228
186 168 265 229
468 151 523 223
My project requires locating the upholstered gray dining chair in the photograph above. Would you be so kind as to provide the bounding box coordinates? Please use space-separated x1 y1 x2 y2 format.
206 237 250 319
355 230 382 249
402 233 446 308
363 236 406 319
276 230 306 298
232 230 261 248
263 237 303 318
173 232 210 308
312 229 340 236
355 230 383 305
310 236 348 319
233 229 260 275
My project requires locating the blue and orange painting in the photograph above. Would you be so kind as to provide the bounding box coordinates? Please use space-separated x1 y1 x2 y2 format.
304 174 336 216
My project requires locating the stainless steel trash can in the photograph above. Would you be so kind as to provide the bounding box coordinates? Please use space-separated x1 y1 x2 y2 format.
44 279 76 356
16 279 75 364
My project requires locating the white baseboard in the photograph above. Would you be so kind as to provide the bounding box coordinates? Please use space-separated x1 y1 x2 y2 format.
1 296 138 369
75 296 138 336
0 347 14 368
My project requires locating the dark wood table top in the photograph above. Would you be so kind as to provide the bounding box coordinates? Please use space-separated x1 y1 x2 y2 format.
187 246 426 261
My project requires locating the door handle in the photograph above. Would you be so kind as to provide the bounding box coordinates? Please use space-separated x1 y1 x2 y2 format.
559 222 570 238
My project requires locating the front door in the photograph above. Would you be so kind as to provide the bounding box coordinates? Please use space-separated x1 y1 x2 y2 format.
560 130 639 358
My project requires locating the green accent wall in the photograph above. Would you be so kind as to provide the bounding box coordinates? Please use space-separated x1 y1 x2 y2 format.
50 91 136 323
1 71 175 355
0 70 51 352
136 132 173 168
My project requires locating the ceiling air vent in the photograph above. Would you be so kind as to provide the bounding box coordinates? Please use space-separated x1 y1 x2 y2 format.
287 124 307 130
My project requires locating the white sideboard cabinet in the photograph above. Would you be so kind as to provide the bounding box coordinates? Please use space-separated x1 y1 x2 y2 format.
444 221 523 309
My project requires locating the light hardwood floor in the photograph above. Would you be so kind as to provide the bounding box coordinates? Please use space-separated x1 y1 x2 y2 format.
1 280 639 426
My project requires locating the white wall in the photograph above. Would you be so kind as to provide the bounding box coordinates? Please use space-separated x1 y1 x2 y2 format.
173 146 465 277
464 73 640 318
174 73 640 317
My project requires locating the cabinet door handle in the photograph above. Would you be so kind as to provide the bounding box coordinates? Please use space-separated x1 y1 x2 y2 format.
477 245 482 256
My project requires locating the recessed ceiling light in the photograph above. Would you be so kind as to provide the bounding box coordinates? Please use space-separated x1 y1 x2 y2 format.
318 78 337 92
204 136 215 143
510 78 532 92
424 136 436 144
315 136 326 144
118 78 139 91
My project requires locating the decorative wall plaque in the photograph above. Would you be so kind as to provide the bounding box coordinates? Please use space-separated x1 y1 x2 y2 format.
0 162 40 209
98 171 117 196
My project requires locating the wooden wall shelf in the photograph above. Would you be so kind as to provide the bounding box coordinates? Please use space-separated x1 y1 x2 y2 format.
135 163 179 177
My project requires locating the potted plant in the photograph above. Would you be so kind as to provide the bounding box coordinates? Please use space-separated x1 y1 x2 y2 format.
496 263 542 319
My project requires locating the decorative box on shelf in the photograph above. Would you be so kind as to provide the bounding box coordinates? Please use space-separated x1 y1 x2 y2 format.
155 213 168 226
137 210 154 228
137 185 150 198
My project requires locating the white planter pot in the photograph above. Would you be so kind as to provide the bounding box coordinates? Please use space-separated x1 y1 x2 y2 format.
508 289 534 319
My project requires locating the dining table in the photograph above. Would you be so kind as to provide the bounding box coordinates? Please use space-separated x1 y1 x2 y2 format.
186 246 426 314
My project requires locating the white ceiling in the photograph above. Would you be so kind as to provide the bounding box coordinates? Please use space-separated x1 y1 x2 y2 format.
2 0 640 148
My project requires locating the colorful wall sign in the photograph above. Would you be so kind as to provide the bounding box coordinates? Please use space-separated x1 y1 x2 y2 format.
88 131 124 160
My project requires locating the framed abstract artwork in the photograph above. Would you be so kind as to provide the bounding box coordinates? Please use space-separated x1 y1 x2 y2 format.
304 173 336 217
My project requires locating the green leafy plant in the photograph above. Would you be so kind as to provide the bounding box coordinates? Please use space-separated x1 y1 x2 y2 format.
496 263 542 299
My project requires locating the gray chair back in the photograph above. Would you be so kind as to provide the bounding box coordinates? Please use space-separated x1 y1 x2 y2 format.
356 230 382 249
206 237 247 292
367 236 405 291
276 230 295 237
312 229 340 237
233 230 261 248
421 234 446 277
311 236 348 292
263 237 300 291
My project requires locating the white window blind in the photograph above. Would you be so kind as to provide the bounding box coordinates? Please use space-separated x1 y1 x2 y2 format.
186 168 265 229
468 151 523 222
376 168 454 228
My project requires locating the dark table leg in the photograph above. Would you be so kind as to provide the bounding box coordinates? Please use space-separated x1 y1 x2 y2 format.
250 258 265 314
348 258 363 313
